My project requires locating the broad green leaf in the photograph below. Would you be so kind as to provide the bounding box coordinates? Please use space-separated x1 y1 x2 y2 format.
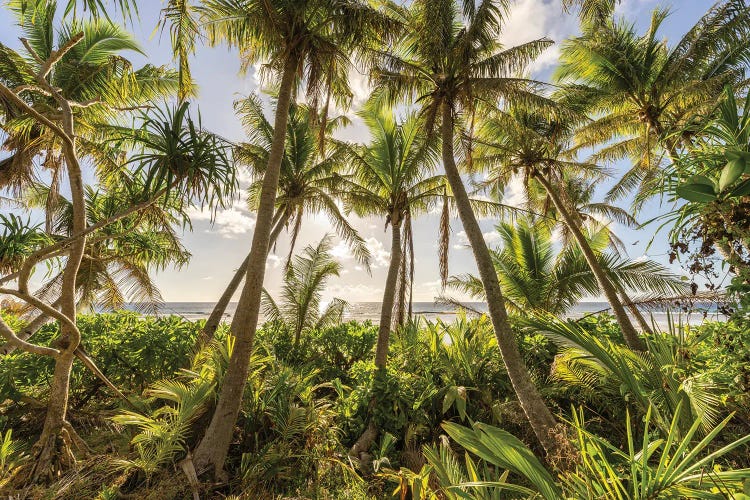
719 158 746 191
676 183 717 203
441 421 562 500
688 174 717 188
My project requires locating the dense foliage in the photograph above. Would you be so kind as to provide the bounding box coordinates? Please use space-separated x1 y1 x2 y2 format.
2 0 750 497
1 311 749 498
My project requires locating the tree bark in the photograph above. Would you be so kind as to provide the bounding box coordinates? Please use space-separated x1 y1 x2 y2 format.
30 101 86 482
439 102 559 455
191 57 297 478
375 220 402 369
195 210 288 349
349 220 402 462
534 172 646 351
619 289 653 334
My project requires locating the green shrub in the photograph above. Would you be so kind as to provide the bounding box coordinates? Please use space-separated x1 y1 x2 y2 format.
0 311 205 405
689 320 750 408
309 321 377 380
0 429 25 482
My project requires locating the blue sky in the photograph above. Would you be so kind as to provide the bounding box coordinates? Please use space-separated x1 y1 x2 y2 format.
0 0 722 303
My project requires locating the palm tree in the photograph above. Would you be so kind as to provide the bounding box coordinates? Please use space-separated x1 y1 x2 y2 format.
447 218 686 317
261 236 347 347
517 175 635 253
473 106 648 349
0 1 183 481
191 0 395 475
338 104 442 459
371 0 561 453
197 97 371 345
555 1 750 205
523 175 658 332
341 105 442 371
25 183 191 312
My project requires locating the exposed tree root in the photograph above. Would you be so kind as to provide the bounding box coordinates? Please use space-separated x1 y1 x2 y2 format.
348 421 378 473
6 419 93 489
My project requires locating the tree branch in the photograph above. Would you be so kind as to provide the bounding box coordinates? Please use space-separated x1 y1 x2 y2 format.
12 185 172 291
0 288 78 337
0 82 71 147
0 314 58 358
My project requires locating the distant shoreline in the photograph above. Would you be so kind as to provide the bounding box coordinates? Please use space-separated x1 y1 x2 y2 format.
106 301 727 328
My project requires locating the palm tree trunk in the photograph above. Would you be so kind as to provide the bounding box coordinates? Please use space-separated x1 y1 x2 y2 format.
375 220 402 368
534 172 646 351
439 102 559 455
349 220 402 462
195 210 288 349
619 289 653 334
191 57 297 478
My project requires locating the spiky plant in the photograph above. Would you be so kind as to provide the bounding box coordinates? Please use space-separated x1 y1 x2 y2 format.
527 315 727 437
261 236 347 347
447 218 687 316
555 0 750 206
562 404 750 499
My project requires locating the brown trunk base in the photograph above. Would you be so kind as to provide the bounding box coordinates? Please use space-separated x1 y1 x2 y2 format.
15 421 82 486
191 446 229 483
348 421 378 473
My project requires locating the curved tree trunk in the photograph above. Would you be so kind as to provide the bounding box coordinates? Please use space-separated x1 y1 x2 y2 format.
195 210 288 350
534 172 646 351
191 57 297 478
349 220 402 462
439 102 559 455
30 109 86 483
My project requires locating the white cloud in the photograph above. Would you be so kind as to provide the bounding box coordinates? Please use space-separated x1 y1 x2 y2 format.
348 67 372 108
500 0 580 74
633 253 650 263
503 174 527 209
366 237 391 268
483 231 502 246
187 205 256 238
330 236 391 268
266 254 283 269
236 167 254 185
330 240 355 260
327 283 384 301
454 230 502 249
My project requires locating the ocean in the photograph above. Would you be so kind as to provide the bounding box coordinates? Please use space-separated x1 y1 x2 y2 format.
118 301 725 328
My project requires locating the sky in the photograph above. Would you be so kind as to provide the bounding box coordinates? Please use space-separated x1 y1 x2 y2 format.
0 0 722 304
